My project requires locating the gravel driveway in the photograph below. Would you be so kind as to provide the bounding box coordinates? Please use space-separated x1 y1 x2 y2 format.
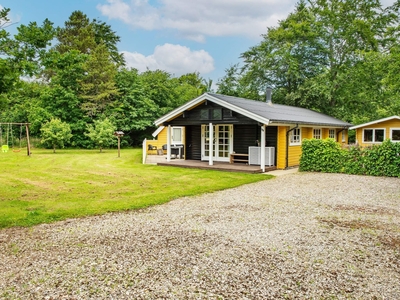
1 172 399 299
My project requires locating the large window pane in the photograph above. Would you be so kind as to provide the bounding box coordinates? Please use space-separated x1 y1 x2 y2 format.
172 128 182 143
375 129 384 142
391 129 400 141
363 129 373 142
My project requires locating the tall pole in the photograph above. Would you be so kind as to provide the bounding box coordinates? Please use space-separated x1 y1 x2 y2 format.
117 136 121 158
25 124 31 156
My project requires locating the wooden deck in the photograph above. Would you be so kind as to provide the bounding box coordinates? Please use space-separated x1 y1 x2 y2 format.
146 155 276 173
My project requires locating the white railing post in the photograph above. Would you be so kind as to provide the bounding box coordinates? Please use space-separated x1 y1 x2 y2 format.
142 138 147 164
209 123 213 166
167 125 171 162
261 124 266 172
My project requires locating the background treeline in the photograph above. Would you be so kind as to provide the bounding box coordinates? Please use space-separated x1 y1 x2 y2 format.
218 0 400 127
1 0 400 148
0 10 211 147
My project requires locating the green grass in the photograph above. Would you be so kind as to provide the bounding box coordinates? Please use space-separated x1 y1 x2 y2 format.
0 148 272 229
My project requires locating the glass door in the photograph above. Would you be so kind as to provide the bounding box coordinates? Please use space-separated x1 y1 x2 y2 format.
202 124 232 161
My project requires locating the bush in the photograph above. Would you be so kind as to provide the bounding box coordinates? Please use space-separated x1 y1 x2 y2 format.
300 139 400 177
300 138 345 173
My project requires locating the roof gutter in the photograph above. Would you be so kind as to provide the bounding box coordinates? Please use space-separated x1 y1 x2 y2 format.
286 124 299 170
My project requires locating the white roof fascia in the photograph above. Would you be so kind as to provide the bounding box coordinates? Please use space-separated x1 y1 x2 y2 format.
152 126 165 137
154 93 270 126
269 121 350 128
349 116 400 130
206 94 270 125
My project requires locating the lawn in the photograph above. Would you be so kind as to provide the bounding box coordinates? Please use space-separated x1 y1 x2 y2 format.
0 148 271 229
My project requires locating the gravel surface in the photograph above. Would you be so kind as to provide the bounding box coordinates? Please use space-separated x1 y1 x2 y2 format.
1 172 399 299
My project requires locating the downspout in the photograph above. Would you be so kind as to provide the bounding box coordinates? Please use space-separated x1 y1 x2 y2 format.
336 127 346 143
286 124 299 170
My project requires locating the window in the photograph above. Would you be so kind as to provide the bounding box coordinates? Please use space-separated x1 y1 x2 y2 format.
391 128 400 142
313 128 322 139
329 129 336 139
290 128 301 145
172 127 183 144
200 109 209 120
200 108 222 120
212 108 222 120
363 128 385 143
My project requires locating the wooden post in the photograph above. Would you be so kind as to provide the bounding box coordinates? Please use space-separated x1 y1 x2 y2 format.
25 124 31 156
117 136 121 157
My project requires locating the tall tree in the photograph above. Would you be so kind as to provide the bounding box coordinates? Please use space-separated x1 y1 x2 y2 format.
79 43 119 118
56 11 124 65
56 11 96 55
237 0 396 119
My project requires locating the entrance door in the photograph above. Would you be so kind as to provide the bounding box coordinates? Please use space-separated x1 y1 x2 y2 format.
201 124 233 162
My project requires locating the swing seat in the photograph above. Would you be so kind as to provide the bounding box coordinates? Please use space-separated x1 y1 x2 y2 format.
2 145 9 152
13 149 21 152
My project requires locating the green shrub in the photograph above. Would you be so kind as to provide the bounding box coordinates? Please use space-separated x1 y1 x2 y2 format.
300 138 345 173
300 138 400 177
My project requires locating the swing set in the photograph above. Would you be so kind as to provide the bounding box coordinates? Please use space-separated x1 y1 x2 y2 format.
0 122 31 156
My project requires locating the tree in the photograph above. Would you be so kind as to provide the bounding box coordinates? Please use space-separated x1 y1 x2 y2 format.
236 0 396 119
111 68 157 132
0 7 19 96
40 118 72 153
79 43 119 118
56 11 124 65
85 118 115 152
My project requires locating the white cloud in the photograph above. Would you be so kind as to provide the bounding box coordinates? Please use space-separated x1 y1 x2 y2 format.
97 0 294 42
122 43 215 76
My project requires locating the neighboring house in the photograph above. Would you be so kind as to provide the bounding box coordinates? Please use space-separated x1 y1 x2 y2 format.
349 116 400 147
148 93 351 171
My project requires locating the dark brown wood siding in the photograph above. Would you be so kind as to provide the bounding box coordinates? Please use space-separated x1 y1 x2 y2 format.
167 102 258 126
185 125 201 160
233 125 277 164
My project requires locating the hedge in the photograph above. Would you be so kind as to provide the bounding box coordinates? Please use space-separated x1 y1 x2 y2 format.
299 138 400 177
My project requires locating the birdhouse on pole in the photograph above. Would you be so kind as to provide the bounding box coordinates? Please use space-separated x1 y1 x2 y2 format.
114 131 124 157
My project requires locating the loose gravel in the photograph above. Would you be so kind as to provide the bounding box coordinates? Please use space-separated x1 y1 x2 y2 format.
0 172 399 299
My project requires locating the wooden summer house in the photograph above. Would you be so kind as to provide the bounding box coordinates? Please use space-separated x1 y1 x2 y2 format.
150 93 351 172
349 116 400 147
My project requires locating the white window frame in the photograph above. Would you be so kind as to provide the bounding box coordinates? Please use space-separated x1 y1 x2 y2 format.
171 127 184 144
289 128 301 146
390 128 400 142
362 128 386 143
328 129 336 139
313 128 322 139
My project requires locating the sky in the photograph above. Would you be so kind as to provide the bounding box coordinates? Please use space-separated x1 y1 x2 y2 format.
0 0 396 88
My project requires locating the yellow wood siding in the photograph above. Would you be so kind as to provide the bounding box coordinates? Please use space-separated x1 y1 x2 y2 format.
303 127 312 139
277 126 287 169
146 127 186 155
322 128 328 139
276 126 347 169
354 119 400 147
146 127 168 155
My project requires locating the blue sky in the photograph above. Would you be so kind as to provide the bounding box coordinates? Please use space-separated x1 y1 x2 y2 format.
0 0 396 87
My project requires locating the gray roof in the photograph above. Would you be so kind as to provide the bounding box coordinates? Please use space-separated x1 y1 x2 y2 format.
208 93 352 127
155 93 352 127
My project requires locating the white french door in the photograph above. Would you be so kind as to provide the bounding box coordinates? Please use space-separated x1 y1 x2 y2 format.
201 124 233 162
